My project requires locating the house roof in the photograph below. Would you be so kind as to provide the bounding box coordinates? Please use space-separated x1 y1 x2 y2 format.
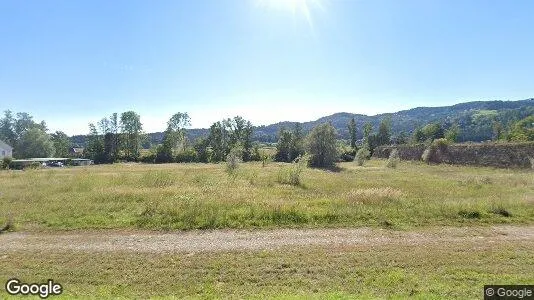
0 139 13 150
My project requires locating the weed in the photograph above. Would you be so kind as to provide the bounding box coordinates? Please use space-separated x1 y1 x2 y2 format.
386 149 400 168
355 144 371 166
491 207 511 217
276 155 308 186
226 147 242 180
458 210 481 219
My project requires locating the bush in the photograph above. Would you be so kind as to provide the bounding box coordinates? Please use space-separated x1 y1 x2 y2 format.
491 207 511 217
155 145 173 163
458 210 481 219
225 147 242 179
175 149 198 163
354 144 371 166
339 147 356 162
25 161 42 170
277 155 308 186
139 152 156 163
250 144 262 162
1 157 12 170
261 152 271 167
432 138 450 150
386 149 400 168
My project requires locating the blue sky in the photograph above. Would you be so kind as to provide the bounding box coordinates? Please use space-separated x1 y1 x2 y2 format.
1 0 533 135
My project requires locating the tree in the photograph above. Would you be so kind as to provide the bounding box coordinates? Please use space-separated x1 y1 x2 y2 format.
348 117 357 148
208 121 230 162
394 131 408 145
306 123 338 168
508 116 534 142
166 112 191 151
156 113 191 163
207 116 254 162
228 116 254 161
0 110 16 146
444 124 460 142
50 131 71 157
1 112 48 157
109 113 120 161
241 120 254 161
289 123 305 161
492 121 504 141
275 128 293 162
17 128 55 158
120 111 143 161
376 118 391 146
14 112 46 140
275 123 305 163
421 123 444 141
193 137 210 163
85 123 106 163
363 122 373 143
412 127 424 143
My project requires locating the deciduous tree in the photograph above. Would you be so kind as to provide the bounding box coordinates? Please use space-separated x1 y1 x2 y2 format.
306 123 338 168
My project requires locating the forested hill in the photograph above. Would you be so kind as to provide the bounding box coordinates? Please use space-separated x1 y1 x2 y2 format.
72 98 534 147
254 98 534 143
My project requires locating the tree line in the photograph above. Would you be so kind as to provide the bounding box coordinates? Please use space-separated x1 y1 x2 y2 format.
1 109 533 168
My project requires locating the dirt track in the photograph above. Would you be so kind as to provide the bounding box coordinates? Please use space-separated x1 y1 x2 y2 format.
1 225 533 253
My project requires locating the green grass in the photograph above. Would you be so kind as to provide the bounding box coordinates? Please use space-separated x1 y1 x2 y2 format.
1 238 532 299
1 160 533 231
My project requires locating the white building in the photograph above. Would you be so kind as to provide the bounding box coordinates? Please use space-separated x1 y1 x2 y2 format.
0 140 13 159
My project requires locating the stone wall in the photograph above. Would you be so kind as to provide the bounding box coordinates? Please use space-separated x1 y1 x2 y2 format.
373 142 534 168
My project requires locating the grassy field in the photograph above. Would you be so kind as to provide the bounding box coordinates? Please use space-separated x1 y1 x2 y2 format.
1 160 533 231
1 160 533 299
1 237 533 299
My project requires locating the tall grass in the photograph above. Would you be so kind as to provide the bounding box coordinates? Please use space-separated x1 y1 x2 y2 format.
0 160 533 231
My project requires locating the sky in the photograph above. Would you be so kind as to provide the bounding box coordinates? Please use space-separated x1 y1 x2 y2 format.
1 0 533 135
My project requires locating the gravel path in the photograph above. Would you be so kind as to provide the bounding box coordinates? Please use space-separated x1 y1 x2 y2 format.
1 226 533 253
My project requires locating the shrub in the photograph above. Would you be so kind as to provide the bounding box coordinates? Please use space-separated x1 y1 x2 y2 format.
354 144 371 166
458 210 481 219
25 161 42 170
154 144 173 163
491 207 511 217
139 152 156 164
175 149 198 163
261 152 271 167
1 157 12 170
386 149 400 168
277 155 308 186
226 147 243 179
432 138 450 150
339 147 356 162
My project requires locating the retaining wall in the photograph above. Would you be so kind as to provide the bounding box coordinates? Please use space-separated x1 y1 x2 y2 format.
373 142 534 168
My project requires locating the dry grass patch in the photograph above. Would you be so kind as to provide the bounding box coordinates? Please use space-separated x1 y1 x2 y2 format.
344 187 403 204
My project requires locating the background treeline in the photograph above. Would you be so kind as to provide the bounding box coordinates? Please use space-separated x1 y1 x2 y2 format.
1 98 533 163
70 98 534 147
